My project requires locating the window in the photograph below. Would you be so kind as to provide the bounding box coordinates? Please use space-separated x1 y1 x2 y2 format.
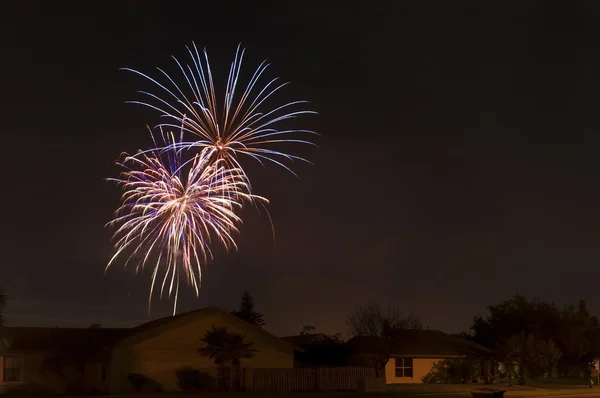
3 356 21 382
394 357 413 378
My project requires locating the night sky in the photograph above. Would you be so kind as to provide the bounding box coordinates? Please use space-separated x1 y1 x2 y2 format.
2 1 600 337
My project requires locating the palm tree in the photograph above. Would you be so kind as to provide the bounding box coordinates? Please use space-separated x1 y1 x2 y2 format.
197 326 257 392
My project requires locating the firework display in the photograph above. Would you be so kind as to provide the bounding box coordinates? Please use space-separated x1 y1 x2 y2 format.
121 42 318 182
107 44 315 312
107 128 266 313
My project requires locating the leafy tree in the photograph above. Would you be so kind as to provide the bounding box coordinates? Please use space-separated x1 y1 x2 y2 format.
41 325 103 392
300 325 316 335
471 295 565 383
555 300 600 377
422 357 479 384
41 354 71 389
42 345 90 392
347 301 421 377
473 295 600 380
472 295 561 350
127 373 150 392
197 325 257 392
293 327 349 367
502 332 562 385
556 304 590 377
231 290 265 328
330 332 344 343
298 325 343 343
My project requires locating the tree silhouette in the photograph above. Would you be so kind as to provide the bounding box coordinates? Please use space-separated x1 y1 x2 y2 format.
300 325 316 335
502 332 562 385
42 342 91 392
231 290 265 327
347 301 422 377
470 295 600 379
197 325 257 392
41 324 104 392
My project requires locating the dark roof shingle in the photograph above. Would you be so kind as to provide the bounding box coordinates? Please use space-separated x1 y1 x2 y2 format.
282 334 333 348
0 307 302 354
346 329 492 357
0 327 129 352
116 307 301 352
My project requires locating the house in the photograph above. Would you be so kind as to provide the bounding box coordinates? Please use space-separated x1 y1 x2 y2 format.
0 326 126 393
0 306 300 394
282 333 349 367
346 329 495 384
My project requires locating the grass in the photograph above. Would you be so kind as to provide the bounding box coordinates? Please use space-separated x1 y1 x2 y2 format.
2 379 598 398
380 378 600 398
4 391 598 398
526 378 590 387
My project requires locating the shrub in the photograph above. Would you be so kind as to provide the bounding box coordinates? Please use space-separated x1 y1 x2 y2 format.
127 372 150 392
175 366 216 391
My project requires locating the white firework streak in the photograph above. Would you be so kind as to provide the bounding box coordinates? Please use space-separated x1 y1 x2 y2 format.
121 42 318 185
106 128 267 314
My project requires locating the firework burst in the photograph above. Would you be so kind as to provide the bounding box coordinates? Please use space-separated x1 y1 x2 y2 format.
106 128 266 314
121 42 318 185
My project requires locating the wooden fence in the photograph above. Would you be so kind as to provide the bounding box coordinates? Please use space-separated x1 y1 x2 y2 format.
245 367 376 392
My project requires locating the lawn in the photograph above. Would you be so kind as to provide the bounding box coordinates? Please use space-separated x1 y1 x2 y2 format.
3 392 600 398
101 389 600 398
2 379 599 398
383 378 599 398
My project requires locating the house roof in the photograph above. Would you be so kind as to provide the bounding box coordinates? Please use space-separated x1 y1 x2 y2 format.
282 334 333 348
0 327 128 352
346 329 493 358
0 307 301 354
115 306 302 352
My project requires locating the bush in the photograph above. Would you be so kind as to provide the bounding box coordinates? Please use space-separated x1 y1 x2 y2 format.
422 358 480 384
127 372 150 392
175 366 216 391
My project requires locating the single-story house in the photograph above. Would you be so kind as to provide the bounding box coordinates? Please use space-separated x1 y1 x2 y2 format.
346 329 495 384
0 306 300 394
0 326 125 393
282 333 350 367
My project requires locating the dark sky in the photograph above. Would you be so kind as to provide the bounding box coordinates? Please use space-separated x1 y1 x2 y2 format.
2 1 600 337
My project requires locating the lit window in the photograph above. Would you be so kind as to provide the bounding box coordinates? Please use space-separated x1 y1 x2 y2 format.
3 356 21 382
394 357 413 378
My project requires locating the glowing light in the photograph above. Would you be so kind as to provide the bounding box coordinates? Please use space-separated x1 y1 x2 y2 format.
106 127 266 314
107 43 318 314
121 42 318 185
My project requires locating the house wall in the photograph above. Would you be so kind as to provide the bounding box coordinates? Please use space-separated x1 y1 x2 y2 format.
81 361 109 392
0 352 110 394
385 357 458 384
0 352 62 393
108 311 294 393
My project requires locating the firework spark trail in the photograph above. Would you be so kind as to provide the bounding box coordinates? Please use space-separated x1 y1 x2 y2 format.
121 42 318 186
106 127 267 314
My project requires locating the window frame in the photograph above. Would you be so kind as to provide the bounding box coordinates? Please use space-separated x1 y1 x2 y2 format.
3 355 22 383
394 357 414 378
